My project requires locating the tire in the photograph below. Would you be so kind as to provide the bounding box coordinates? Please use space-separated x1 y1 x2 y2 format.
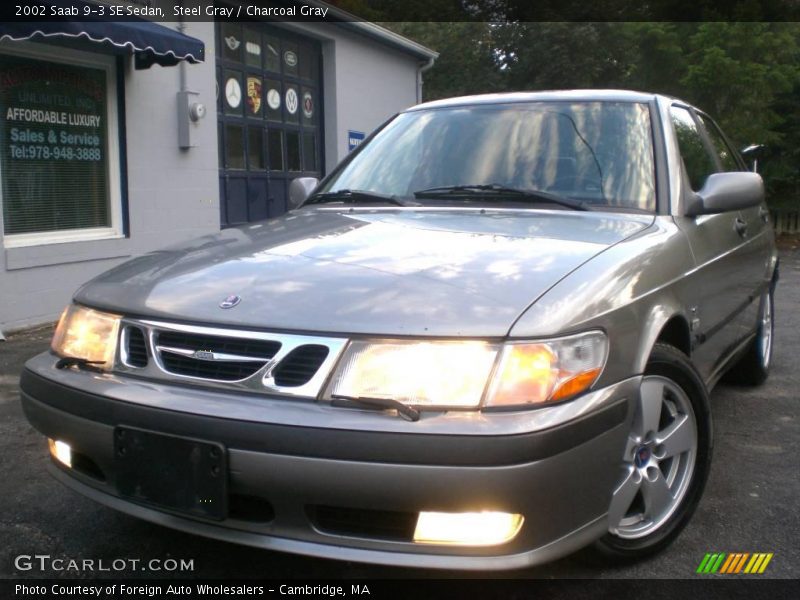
723 287 774 386
593 343 712 561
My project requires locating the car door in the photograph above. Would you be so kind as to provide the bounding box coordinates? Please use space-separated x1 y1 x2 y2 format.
695 112 773 339
669 104 752 382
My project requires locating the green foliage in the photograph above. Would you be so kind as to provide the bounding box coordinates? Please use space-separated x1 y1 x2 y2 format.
386 22 501 99
381 21 800 205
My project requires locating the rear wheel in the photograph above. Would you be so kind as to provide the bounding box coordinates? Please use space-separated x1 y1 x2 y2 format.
724 287 774 386
594 343 712 560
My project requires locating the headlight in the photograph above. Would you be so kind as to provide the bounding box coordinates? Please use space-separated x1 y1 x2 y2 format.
326 331 607 411
327 340 499 409
51 304 121 370
483 331 608 408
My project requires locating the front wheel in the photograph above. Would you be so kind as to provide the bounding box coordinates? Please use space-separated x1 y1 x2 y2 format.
594 343 712 560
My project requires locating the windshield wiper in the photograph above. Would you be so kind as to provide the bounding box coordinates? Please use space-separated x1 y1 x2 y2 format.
55 356 105 371
413 184 588 211
307 189 413 207
331 394 421 422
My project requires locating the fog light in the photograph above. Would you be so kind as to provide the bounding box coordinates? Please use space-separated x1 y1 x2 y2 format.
48 439 72 468
413 511 524 546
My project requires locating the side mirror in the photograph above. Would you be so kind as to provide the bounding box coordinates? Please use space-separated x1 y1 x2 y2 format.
687 172 764 216
740 144 766 172
288 177 319 209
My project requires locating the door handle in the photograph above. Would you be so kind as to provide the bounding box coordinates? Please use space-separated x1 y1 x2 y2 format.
734 217 748 237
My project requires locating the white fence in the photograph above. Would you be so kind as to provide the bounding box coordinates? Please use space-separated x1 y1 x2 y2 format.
771 210 800 234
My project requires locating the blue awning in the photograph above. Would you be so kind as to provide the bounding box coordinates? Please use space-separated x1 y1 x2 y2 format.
0 1 204 69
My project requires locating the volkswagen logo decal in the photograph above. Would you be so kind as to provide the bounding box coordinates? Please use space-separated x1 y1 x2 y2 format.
219 294 241 309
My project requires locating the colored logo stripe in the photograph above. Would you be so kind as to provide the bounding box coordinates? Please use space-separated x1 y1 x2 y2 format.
697 552 773 574
697 553 726 573
744 553 773 574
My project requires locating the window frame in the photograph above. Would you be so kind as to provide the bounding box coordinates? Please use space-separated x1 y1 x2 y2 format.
0 42 124 249
668 103 721 193
694 111 747 172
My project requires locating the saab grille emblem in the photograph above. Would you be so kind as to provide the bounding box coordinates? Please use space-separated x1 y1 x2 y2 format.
193 350 216 361
219 294 241 309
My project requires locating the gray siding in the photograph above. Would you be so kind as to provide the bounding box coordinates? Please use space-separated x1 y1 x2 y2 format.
0 21 424 333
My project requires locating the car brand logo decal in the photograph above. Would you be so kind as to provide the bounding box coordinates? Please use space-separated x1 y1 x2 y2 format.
267 88 281 110
246 77 262 114
219 295 241 309
225 78 241 109
193 350 216 361
246 41 261 58
302 91 313 119
285 88 299 115
225 36 240 51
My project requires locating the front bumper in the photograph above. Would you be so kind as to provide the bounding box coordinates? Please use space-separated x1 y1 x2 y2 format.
20 353 637 570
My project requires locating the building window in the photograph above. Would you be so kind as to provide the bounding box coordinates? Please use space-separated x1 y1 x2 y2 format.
0 44 122 248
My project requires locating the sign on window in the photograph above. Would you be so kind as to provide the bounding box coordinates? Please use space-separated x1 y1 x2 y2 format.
0 54 110 236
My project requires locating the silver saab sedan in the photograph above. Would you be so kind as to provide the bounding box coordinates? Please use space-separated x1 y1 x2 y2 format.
21 90 778 570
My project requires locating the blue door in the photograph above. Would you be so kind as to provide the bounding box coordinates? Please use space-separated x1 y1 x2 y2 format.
216 22 323 227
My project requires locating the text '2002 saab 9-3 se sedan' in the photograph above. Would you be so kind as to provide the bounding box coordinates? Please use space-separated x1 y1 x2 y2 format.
21 90 777 570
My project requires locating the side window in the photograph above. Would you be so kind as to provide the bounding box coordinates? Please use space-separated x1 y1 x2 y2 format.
670 106 716 191
697 114 740 172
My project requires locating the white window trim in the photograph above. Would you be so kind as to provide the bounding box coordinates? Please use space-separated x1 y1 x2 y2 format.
0 41 123 249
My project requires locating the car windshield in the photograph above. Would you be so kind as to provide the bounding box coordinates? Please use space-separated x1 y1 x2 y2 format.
317 101 656 212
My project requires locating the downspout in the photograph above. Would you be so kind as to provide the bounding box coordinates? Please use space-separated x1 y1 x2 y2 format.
416 56 435 104
177 8 187 94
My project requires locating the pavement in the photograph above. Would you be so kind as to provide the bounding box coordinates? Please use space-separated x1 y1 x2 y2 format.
0 250 798 582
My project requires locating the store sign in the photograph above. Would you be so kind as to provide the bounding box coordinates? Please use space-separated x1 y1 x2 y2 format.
348 130 365 152
0 53 109 235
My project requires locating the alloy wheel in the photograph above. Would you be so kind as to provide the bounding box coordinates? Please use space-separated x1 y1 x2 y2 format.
760 293 773 369
608 375 698 539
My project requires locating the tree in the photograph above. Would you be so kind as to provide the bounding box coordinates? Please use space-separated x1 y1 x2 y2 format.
384 22 502 100
383 19 800 205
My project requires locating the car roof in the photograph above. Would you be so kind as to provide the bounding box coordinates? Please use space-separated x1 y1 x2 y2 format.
407 89 688 111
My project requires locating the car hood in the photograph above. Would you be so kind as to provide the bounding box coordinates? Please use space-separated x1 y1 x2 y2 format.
76 208 653 337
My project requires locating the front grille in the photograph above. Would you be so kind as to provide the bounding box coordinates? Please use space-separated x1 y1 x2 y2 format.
124 326 148 368
156 331 281 382
272 344 330 387
117 320 346 396
309 505 418 542
158 331 281 359
158 352 263 381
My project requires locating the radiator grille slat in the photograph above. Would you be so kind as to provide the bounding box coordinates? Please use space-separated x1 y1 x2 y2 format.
156 331 280 381
124 327 148 368
272 345 330 387
157 331 281 359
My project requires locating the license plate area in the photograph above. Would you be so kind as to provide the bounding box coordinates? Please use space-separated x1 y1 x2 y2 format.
114 427 227 520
